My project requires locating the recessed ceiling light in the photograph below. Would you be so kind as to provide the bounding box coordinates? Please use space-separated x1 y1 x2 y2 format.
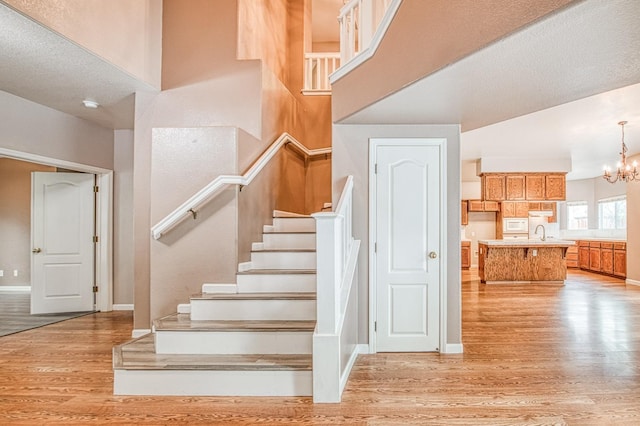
82 99 99 109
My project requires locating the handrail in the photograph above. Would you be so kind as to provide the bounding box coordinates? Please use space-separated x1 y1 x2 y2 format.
151 132 331 240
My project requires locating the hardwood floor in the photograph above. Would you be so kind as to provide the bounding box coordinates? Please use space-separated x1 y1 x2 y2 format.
1 269 639 424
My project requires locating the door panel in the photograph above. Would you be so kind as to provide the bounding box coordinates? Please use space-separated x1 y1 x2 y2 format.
374 140 441 352
31 172 95 314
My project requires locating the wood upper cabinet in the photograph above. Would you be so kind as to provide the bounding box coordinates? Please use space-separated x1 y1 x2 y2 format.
461 200 468 225
468 200 500 212
502 201 528 218
482 174 506 201
525 175 545 200
545 174 566 200
505 175 526 200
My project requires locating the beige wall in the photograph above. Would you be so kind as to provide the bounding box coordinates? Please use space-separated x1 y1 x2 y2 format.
3 0 163 88
0 91 114 169
113 130 134 304
627 154 640 285
332 124 462 346
0 158 55 287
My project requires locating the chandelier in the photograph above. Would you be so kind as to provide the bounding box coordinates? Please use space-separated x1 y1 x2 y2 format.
603 121 638 183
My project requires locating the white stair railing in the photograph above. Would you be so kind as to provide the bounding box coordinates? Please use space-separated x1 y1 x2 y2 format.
151 133 331 240
338 0 392 64
312 176 360 403
303 52 341 94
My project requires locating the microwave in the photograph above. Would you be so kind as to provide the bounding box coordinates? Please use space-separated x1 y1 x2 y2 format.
503 218 528 233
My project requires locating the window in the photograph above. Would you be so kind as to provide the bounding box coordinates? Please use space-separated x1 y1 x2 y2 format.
566 201 588 230
598 196 626 230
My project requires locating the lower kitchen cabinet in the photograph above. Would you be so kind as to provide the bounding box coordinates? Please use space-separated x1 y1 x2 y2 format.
566 245 578 268
461 241 471 269
578 240 626 278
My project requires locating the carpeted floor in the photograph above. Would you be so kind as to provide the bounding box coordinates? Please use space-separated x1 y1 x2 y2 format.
0 291 94 337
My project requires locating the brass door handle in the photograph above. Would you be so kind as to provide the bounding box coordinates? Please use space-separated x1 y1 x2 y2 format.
429 251 437 259
32 248 41 254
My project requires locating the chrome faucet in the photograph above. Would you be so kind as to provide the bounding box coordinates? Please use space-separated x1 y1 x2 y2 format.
534 224 546 241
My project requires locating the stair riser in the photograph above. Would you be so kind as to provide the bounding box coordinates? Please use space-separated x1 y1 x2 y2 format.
267 218 316 232
114 370 312 396
260 233 316 250
236 274 316 293
155 331 312 355
190 299 316 321
250 251 316 269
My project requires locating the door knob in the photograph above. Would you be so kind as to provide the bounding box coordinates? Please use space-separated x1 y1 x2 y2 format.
429 251 437 259
32 248 41 254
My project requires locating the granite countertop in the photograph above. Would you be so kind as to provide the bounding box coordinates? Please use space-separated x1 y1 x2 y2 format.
478 239 576 247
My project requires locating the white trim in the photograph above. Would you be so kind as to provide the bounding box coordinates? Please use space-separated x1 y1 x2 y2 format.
443 343 464 354
237 261 252 272
132 329 151 338
0 148 114 314
151 133 332 240
112 304 134 311
626 278 640 287
339 342 363 394
0 286 31 292
356 344 370 354
330 0 402 83
368 138 447 354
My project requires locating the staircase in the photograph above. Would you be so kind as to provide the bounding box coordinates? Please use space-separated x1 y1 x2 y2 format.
113 211 317 396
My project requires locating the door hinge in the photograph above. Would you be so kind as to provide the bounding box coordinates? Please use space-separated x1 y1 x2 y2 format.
93 185 99 193
374 163 378 174
93 285 98 293
374 321 377 332
374 242 377 253
93 236 99 243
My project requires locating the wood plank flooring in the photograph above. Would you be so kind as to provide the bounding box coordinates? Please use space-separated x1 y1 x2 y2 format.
1 269 639 424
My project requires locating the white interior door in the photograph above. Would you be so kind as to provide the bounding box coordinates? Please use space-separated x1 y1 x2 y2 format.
373 140 442 352
31 172 95 314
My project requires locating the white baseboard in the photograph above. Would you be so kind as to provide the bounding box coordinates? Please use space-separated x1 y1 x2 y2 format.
626 278 640 287
0 286 31 292
132 329 152 338
357 344 370 354
444 343 464 354
113 304 134 311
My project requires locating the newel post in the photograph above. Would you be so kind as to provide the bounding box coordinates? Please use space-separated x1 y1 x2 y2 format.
312 212 341 334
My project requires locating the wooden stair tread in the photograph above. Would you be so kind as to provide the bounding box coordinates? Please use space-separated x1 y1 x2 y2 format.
154 314 316 331
191 292 316 301
237 269 316 275
114 335 312 371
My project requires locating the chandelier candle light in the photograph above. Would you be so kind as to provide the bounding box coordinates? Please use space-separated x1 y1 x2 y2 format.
603 120 638 183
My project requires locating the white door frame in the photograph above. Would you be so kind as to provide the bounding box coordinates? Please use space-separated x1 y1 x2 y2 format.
368 137 448 353
0 147 113 312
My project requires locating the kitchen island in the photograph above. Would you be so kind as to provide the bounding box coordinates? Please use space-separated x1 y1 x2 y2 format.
478 239 576 284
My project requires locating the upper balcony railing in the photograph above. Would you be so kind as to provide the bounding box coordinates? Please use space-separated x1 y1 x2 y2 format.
338 0 392 64
302 52 341 95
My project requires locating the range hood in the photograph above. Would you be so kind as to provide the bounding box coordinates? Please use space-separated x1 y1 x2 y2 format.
529 210 553 217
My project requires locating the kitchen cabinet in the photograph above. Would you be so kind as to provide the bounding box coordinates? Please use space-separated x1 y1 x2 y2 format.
528 201 557 223
482 174 506 201
614 242 626 278
481 173 566 201
502 201 528 218
525 175 546 200
461 200 468 225
578 242 590 269
600 242 614 275
468 200 500 212
461 241 471 269
589 242 601 272
578 240 626 278
505 175 526 200
566 245 578 268
545 174 566 200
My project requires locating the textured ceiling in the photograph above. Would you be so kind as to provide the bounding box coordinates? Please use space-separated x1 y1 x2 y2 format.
339 0 640 181
0 4 157 129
